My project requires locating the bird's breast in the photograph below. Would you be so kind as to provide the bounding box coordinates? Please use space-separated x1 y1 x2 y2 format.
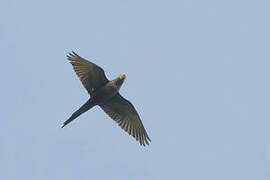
92 83 118 105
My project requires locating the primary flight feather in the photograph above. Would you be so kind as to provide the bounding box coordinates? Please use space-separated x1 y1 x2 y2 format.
62 52 151 146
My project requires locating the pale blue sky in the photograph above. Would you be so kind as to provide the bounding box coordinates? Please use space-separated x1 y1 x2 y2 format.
1 0 270 179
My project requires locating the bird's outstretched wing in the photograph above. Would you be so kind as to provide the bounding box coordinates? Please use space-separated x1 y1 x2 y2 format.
67 51 109 95
100 93 151 146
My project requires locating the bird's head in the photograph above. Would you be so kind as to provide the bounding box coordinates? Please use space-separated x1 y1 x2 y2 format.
115 74 126 88
119 74 126 80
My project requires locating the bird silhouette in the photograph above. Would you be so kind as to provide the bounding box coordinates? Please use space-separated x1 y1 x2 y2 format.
62 52 151 146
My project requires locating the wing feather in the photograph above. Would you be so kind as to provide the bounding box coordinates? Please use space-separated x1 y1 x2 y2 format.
100 93 151 146
67 51 109 95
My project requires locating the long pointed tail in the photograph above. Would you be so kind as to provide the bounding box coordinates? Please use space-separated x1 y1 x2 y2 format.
62 99 95 128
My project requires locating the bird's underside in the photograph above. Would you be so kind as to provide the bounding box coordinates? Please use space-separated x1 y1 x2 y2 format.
62 51 151 146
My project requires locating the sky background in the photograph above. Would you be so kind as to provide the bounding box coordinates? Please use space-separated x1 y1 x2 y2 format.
1 0 270 179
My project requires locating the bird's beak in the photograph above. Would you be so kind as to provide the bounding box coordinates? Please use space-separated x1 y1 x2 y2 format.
119 74 126 80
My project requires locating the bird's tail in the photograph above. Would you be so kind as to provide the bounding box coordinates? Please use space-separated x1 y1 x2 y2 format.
62 98 96 128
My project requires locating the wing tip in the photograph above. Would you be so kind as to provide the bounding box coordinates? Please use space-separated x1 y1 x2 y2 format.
117 121 151 147
67 51 80 60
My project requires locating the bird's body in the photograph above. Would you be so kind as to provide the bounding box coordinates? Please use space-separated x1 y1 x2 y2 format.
62 52 151 146
91 77 124 105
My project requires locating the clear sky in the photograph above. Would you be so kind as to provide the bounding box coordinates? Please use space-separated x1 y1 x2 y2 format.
1 0 270 179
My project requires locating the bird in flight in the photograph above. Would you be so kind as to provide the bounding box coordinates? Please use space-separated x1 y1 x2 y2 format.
62 52 151 146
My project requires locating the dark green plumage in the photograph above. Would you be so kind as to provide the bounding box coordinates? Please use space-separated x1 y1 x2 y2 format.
62 52 151 146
